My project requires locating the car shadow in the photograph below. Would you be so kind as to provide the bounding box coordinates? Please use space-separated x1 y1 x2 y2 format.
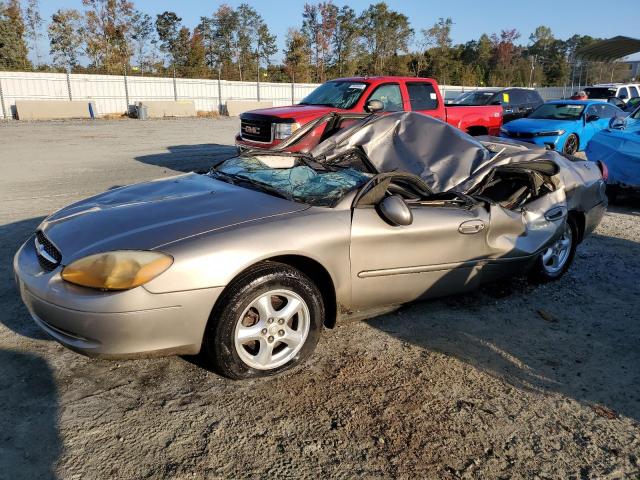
0 349 61 480
134 144 238 174
0 216 49 340
607 192 640 216
367 232 640 422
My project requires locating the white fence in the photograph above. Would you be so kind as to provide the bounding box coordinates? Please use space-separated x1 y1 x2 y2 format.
0 70 572 120
0 71 320 119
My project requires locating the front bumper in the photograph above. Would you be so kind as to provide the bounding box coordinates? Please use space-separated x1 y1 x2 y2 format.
499 133 565 150
14 237 223 358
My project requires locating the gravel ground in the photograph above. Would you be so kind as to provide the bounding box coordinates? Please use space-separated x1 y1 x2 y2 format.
1 118 639 479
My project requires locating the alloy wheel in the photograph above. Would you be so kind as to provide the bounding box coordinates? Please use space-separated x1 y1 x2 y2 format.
541 224 573 274
234 289 310 370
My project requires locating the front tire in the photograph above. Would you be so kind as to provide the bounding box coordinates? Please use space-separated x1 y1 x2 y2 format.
202 262 324 379
563 134 579 155
529 218 578 282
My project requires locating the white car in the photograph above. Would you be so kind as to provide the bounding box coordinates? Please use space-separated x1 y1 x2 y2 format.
584 83 640 103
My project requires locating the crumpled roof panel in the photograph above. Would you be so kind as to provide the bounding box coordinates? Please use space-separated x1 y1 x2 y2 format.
310 111 491 193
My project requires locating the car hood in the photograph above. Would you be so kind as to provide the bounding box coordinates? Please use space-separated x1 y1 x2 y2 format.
503 118 574 133
241 104 339 122
40 173 309 262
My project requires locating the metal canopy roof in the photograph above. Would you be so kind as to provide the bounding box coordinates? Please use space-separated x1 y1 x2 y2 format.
576 36 640 61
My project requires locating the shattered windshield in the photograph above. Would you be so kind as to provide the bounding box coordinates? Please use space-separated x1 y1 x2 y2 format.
300 81 368 109
210 156 371 207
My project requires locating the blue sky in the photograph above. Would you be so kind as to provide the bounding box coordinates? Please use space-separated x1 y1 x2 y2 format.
35 0 640 62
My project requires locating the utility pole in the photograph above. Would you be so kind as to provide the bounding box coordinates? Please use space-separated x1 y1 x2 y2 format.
217 63 223 115
256 49 261 102
528 55 536 88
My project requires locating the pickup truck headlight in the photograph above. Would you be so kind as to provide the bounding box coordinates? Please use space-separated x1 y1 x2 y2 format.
536 130 565 136
61 251 173 290
274 122 300 140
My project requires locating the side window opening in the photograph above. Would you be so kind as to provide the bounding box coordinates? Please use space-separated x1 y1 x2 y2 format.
469 166 557 211
368 84 403 112
406 82 439 110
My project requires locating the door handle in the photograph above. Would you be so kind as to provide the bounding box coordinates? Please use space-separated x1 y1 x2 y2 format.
458 219 486 234
544 206 567 221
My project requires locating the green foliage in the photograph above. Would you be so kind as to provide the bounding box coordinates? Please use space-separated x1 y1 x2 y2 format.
0 0 31 70
48 8 83 68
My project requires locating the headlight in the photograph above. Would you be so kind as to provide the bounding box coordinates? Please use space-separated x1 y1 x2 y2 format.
61 251 173 290
536 130 565 136
500 127 509 135
274 122 300 140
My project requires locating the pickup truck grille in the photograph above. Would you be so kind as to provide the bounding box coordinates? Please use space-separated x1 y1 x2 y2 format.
35 231 62 271
240 118 272 143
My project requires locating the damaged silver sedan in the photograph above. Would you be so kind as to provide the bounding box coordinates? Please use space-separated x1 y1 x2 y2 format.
14 112 607 379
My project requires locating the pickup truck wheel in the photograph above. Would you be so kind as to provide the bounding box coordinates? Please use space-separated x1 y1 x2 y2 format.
202 262 324 380
563 134 579 155
529 218 577 283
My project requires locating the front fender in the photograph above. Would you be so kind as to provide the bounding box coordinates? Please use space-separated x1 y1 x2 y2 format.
143 208 353 307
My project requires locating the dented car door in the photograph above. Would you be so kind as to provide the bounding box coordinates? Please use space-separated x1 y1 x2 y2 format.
349 186 494 311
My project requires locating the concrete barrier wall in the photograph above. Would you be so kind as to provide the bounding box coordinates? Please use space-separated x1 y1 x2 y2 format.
226 100 274 116
15 100 95 120
138 100 196 118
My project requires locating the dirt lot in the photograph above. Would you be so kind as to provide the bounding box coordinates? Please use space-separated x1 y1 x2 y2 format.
1 118 639 479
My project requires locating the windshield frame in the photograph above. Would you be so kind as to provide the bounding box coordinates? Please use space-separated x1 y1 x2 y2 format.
300 80 369 109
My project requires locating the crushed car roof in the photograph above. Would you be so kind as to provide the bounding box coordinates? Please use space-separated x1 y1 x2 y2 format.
310 111 492 193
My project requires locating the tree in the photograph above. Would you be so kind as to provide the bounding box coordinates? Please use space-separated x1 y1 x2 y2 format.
24 0 42 66
235 3 275 81
284 27 310 83
82 0 135 72
48 9 84 69
0 0 31 70
210 4 240 78
155 11 182 66
331 5 358 76
130 10 155 73
422 17 454 83
357 2 412 75
489 29 521 85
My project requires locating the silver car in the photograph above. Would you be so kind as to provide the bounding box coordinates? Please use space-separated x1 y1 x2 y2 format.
14 112 608 379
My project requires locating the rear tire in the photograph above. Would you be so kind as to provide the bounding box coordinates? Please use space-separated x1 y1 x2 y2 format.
529 217 578 283
202 262 324 380
562 134 579 155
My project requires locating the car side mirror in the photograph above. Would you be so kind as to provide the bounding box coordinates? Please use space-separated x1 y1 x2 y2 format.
609 116 626 130
586 114 599 123
377 195 413 226
366 99 384 113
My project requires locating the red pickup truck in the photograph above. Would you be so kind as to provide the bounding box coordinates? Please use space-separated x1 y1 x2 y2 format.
235 76 503 150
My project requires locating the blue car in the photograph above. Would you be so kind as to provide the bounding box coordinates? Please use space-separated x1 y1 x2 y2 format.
586 107 640 189
500 100 625 155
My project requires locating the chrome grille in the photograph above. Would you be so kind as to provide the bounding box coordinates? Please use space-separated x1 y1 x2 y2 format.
35 231 62 271
240 118 272 143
